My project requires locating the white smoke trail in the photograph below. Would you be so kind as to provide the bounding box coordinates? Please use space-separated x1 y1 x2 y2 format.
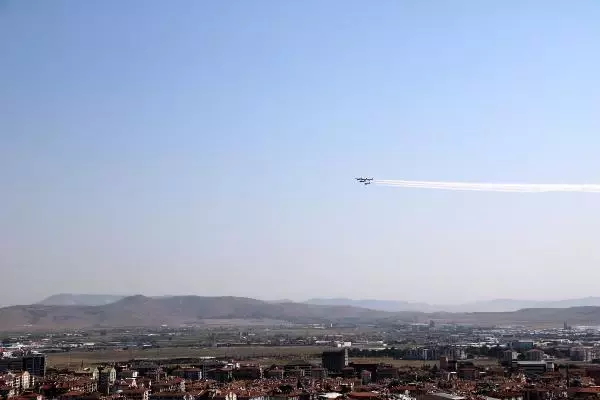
373 179 600 193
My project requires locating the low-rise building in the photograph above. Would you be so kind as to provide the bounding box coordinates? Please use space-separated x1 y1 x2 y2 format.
512 361 554 376
458 368 479 380
172 368 202 382
150 393 194 400
510 341 534 352
310 367 327 380
121 389 149 400
119 370 139 379
265 368 284 380
376 366 398 381
420 395 466 400
233 366 261 380
152 379 185 393
284 368 304 378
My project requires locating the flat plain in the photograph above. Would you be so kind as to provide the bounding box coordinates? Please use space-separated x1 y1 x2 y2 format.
46 346 501 369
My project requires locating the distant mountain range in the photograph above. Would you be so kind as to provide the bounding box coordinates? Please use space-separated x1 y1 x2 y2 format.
36 294 600 313
3 294 600 331
37 294 127 306
4 295 393 331
304 298 432 312
304 297 600 313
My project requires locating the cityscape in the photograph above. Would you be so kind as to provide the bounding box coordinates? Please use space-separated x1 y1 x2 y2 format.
4 312 600 400
4 1 600 400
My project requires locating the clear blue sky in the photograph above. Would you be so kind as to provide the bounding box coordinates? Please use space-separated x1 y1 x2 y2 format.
2 0 600 305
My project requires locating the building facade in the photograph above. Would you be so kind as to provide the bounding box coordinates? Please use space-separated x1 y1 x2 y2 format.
22 355 46 378
321 349 348 373
525 349 544 361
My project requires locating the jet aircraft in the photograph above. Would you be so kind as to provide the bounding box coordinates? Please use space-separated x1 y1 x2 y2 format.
355 177 374 185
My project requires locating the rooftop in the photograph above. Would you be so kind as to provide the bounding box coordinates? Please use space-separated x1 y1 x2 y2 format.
430 393 467 400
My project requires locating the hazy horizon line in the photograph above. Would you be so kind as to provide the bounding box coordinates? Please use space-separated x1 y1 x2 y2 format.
30 292 600 305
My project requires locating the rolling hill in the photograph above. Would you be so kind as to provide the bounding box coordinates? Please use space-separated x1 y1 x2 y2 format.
0 295 397 331
37 294 600 313
5 295 600 331
37 294 126 306
431 306 600 327
305 297 600 313
305 298 433 312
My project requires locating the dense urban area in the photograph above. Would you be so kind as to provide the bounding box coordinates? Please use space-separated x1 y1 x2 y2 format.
4 320 600 400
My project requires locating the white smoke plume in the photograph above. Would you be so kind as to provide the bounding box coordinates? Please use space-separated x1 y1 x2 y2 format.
373 179 600 193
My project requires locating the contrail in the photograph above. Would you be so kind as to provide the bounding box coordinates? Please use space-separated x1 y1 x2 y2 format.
372 179 600 193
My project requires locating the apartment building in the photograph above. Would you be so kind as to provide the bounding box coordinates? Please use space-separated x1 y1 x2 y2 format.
22 355 46 378
321 349 348 373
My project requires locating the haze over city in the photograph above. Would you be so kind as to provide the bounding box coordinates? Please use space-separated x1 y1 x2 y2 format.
3 1 600 306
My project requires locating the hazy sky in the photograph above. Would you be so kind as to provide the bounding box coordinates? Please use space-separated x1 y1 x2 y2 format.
2 1 600 306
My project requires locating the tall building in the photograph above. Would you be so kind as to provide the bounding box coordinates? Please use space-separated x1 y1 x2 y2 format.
321 348 348 372
525 349 544 361
22 354 46 377
361 370 372 385
444 347 465 361
0 357 25 373
97 366 116 395
503 350 518 364
439 356 449 371
513 360 554 376
570 347 597 362
420 348 438 360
